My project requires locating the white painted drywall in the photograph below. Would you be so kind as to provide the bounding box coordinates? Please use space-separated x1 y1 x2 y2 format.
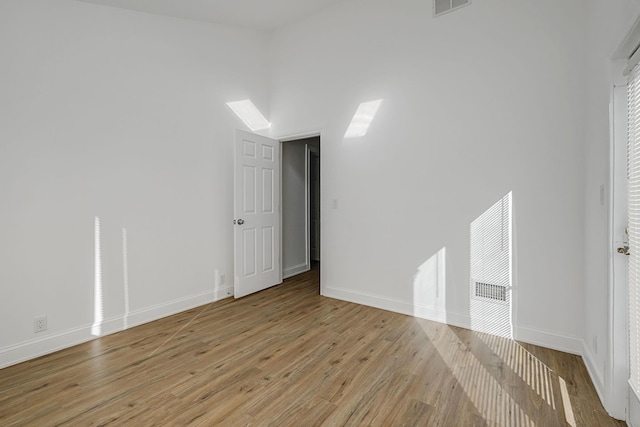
282 142 308 277
0 0 269 366
269 0 589 352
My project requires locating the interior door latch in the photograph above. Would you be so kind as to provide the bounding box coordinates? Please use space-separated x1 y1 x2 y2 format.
617 245 630 256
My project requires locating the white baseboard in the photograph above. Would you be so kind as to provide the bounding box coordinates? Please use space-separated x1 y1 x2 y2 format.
283 262 310 279
323 285 582 355
631 387 640 427
0 285 233 370
581 339 606 405
323 286 474 332
124 286 232 329
0 325 95 371
323 285 443 319
514 325 583 355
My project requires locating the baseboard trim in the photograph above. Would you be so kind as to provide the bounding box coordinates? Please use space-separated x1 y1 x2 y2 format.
283 263 310 279
124 286 232 329
0 325 95 371
581 340 605 405
0 286 233 370
323 285 582 355
631 386 640 427
515 325 582 355
323 286 473 331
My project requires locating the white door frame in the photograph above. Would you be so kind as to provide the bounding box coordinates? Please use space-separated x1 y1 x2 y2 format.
609 72 630 421
278 131 322 289
307 144 320 262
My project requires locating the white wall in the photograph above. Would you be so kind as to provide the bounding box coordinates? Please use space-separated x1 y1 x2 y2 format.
0 0 269 367
282 142 308 277
270 0 589 352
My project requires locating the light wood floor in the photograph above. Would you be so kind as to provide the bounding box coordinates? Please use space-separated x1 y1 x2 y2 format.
0 267 624 426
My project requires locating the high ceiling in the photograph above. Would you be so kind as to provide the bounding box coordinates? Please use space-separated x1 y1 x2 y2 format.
75 0 346 31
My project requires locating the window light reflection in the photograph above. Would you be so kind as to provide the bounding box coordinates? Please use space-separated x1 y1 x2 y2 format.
226 99 271 131
344 99 383 138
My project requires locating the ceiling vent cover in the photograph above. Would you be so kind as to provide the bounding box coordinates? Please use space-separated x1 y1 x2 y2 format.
434 0 471 17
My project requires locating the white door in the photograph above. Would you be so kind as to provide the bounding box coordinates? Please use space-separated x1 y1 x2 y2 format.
611 84 630 420
234 130 281 298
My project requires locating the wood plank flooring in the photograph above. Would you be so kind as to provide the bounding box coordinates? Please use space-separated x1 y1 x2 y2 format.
0 267 624 426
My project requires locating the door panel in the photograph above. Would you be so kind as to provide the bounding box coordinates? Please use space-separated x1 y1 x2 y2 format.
242 229 256 277
263 226 275 272
612 84 630 420
243 166 256 213
263 169 274 212
234 130 281 298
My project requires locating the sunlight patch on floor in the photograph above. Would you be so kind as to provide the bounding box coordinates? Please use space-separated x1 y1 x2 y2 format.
477 332 555 410
423 325 534 426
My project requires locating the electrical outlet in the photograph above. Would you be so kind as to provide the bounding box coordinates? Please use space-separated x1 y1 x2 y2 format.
215 270 226 287
34 316 47 333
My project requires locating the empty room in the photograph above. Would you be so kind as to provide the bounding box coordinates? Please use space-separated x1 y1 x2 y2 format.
2 0 640 425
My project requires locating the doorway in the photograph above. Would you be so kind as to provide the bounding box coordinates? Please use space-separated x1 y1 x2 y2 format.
281 136 321 282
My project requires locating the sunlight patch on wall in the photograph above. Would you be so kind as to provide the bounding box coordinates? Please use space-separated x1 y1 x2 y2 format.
413 247 446 321
470 192 512 338
226 99 271 131
122 228 130 330
91 217 103 337
344 99 383 138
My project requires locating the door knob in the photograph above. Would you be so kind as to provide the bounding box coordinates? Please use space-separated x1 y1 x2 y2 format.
618 245 630 255
237 219 245 225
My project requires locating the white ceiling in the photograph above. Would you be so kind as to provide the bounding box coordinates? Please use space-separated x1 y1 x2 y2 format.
76 0 346 31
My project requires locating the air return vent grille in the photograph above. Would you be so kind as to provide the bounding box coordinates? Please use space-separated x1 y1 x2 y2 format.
434 0 471 17
474 282 507 302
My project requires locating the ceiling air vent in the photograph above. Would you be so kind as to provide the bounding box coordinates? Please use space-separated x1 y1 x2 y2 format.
434 0 471 17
